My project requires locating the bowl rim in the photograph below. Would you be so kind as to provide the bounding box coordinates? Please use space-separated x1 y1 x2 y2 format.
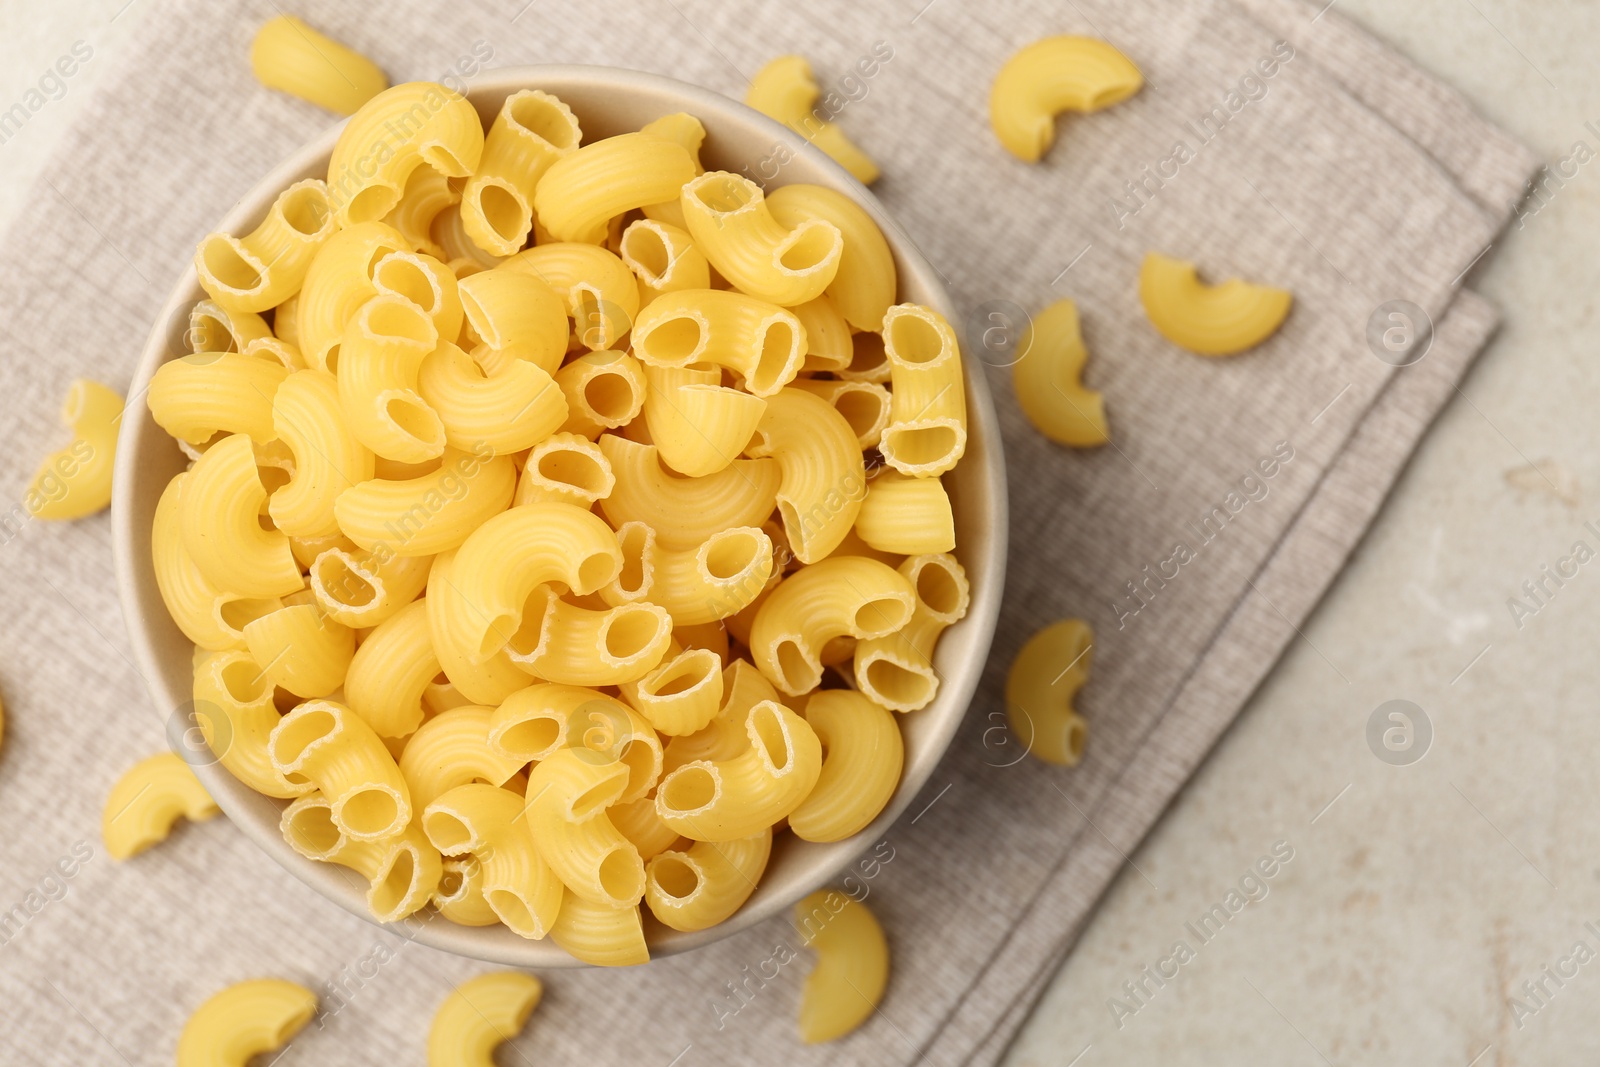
112 63 1008 968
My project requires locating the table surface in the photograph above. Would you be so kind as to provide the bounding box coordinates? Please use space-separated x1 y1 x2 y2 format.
3 3 1593 1064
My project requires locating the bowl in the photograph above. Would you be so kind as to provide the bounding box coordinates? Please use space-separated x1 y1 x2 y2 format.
112 65 1007 967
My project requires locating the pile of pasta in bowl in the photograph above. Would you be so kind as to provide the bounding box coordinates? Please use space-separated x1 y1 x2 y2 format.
148 80 971 966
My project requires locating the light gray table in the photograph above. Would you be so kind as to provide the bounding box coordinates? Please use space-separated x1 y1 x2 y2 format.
1 3 1589 1064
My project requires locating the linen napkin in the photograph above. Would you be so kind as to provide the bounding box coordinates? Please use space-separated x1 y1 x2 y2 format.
0 0 1533 1064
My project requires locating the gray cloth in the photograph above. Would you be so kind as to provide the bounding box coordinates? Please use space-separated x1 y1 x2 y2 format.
0 0 1533 1064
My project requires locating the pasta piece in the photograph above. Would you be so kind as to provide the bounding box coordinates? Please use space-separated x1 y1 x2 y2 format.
627 287 800 396
534 132 696 244
749 557 916 696
326 81 484 227
655 699 821 840
746 56 879 184
767 184 896 332
455 267 569 373
680 173 843 306
989 35 1144 163
611 524 774 627
853 553 970 712
398 704 525 811
242 602 355 699
879 303 968 477
549 895 649 967
854 472 955 555
382 164 459 257
790 691 902 841
512 432 614 508
489 684 661 803
461 88 582 256
619 218 710 305
610 795 680 861
1006 618 1093 766
288 531 356 569
506 586 672 686
433 203 505 273
336 293 446 463
249 15 387 115
179 434 302 598
794 890 889 1043
597 436 777 551
645 828 771 931
176 979 317 1067
524 749 646 907
793 378 891 450
618 645 725 736
637 111 707 229
335 447 515 557
28 378 122 520
1138 251 1292 356
640 364 767 476
433 503 622 664
372 248 464 344
193 649 310 798
1012 298 1108 446
662 659 779 774
744 388 866 564
270 369 375 538
296 221 410 372
147 353 288 447
434 856 499 926
271 292 301 346
426 549 531 705
554 350 646 439
244 334 306 371
423 784 564 939
195 179 334 313
267 699 412 839
427 972 543 1067
838 329 892 383
790 293 854 372
188 299 273 354
153 473 278 651
502 243 641 351
280 794 441 921
344 599 440 737
309 545 431 627
102 752 218 860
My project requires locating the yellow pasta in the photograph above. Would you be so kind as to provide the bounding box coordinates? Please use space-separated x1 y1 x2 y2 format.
462 88 582 256
343 598 440 737
153 474 279 651
638 111 707 229
280 793 442 921
426 549 531 706
597 435 781 550
790 690 902 842
645 828 771 931
1005 618 1093 766
270 368 375 538
792 378 891 450
28 378 122 520
372 248 464 343
747 55 879 184
242 601 355 698
989 35 1144 163
506 586 672 686
1013 297 1108 446
147 352 288 447
611 524 774 627
267 699 412 839
554 350 646 438
749 556 916 696
195 179 334 313
397 703 525 811
308 544 431 627
852 553 970 712
640 363 767 477
102 752 219 860
455 266 569 373
434 856 500 926
524 748 646 907
794 890 889 1043
879 302 968 477
295 220 411 372
503 242 642 351
662 659 779 774
618 644 725 736
681 172 843 306
490 684 661 803
744 387 866 564
179 434 302 598
193 649 311 798
335 447 515 557
610 795 681 861
250 15 388 115
790 293 854 372
512 432 614 508
854 471 955 555
766 184 896 332
631 288 805 396
549 894 649 967
336 293 446 463
176 979 317 1067
655 699 821 840
423 783 565 939
534 131 696 244
188 299 273 354
1138 251 1293 356
382 163 459 257
326 81 484 227
427 972 543 1067
618 217 710 305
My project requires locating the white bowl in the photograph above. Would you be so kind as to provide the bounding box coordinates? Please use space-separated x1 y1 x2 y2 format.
112 66 1007 967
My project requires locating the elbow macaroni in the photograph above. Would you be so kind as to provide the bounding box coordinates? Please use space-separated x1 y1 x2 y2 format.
989 35 1144 163
249 15 387 116
1012 298 1109 446
28 378 122 520
427 972 543 1067
794 890 889 1043
176 979 317 1067
746 55 880 184
681 172 843 306
1005 618 1093 766
103 752 219 860
1138 251 1293 356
